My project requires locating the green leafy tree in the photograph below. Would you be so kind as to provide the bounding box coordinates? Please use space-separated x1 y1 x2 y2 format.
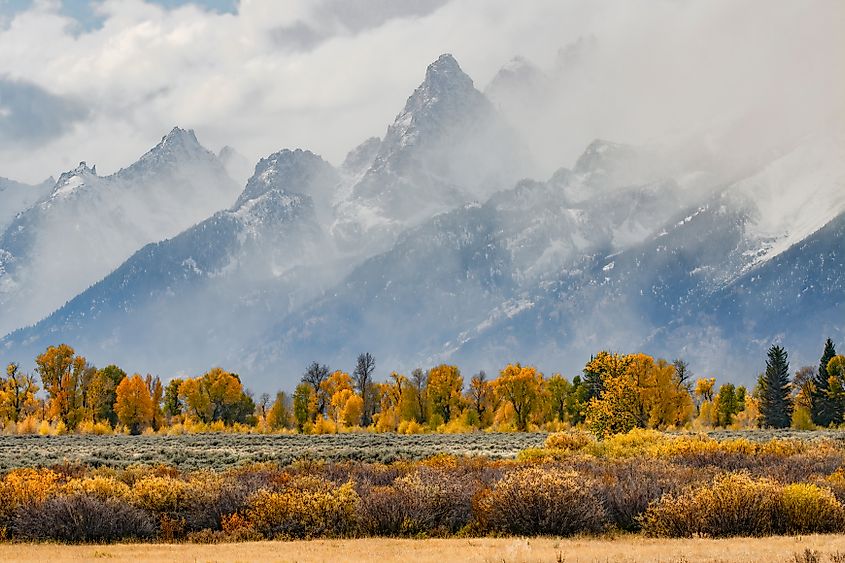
292 382 313 431
85 365 126 425
715 383 739 427
162 378 184 420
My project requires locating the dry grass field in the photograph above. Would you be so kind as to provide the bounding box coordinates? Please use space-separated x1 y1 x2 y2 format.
1 536 845 563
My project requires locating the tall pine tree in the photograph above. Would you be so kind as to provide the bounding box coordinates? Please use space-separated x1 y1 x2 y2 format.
810 338 838 426
759 344 793 428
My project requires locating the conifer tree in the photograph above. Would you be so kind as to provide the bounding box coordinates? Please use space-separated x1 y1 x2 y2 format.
810 338 838 426
759 344 793 428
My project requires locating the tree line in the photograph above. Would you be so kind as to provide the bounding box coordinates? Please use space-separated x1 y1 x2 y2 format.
2 339 844 435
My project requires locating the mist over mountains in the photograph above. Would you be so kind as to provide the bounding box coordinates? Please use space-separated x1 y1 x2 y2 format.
0 51 843 392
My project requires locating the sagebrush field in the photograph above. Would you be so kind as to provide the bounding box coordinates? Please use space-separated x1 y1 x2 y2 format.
2 430 845 546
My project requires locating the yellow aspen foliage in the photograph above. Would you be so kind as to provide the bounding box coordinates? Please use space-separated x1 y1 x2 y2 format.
586 370 641 438
694 377 716 403
338 391 364 427
0 363 39 423
34 344 88 429
493 363 544 431
179 368 247 424
114 374 154 435
426 364 463 424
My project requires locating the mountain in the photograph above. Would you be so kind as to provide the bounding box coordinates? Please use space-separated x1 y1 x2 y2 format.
1 55 842 392
0 149 338 376
0 176 53 232
444 134 845 378
239 134 844 385
331 53 534 253
240 138 698 378
0 127 240 336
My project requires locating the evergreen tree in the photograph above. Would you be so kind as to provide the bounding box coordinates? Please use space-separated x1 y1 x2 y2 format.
810 338 838 426
759 344 793 428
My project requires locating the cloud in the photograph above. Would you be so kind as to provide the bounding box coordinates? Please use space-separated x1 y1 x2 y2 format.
0 78 89 149
0 0 841 184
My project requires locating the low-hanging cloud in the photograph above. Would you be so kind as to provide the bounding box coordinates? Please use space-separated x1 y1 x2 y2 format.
0 0 841 186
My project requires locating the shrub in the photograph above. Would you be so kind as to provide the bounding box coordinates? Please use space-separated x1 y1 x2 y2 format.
11 494 155 542
641 473 781 537
475 466 606 536
545 430 594 451
358 467 480 536
130 475 189 514
64 476 131 500
0 468 61 527
777 483 845 534
245 480 359 539
597 459 699 531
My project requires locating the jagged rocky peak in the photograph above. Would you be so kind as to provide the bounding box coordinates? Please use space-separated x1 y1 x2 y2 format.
422 53 474 92
130 126 210 168
56 161 98 183
235 148 338 208
390 54 487 131
341 137 381 175
160 126 201 149
50 161 98 198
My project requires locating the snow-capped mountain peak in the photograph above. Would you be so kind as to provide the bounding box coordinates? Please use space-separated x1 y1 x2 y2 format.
51 161 98 199
235 148 339 210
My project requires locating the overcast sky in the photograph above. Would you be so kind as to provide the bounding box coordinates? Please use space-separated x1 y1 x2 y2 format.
0 0 842 184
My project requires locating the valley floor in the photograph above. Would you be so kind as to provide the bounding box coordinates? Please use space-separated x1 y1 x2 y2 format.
1 535 844 563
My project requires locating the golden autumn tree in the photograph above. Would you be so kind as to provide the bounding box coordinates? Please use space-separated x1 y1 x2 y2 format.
584 352 693 437
319 370 357 430
1 363 39 423
426 364 463 424
34 344 88 429
627 354 693 428
494 363 545 431
145 375 165 430
694 377 716 404
333 389 364 427
114 374 154 435
585 368 641 438
373 372 407 431
179 367 253 425
267 391 292 430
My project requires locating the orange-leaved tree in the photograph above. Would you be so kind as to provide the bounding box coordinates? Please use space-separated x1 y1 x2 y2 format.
34 344 88 430
114 374 154 435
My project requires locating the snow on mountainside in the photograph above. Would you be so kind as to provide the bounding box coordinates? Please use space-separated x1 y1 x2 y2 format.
332 53 534 253
0 127 241 336
727 133 845 272
0 149 337 376
0 176 53 232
